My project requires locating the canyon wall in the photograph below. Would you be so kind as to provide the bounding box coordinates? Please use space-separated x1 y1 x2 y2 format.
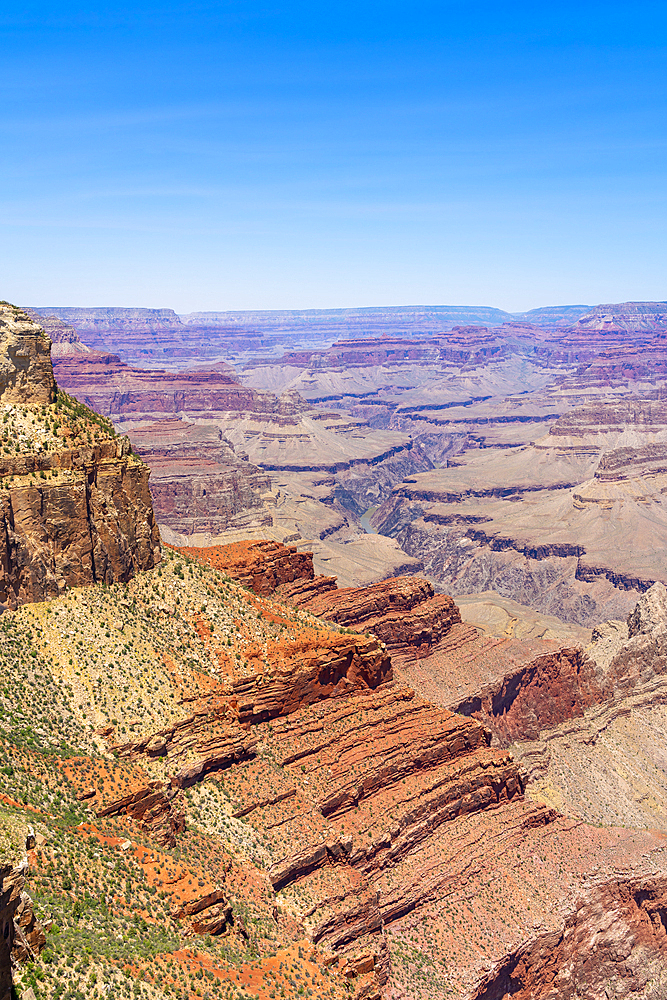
0 305 161 606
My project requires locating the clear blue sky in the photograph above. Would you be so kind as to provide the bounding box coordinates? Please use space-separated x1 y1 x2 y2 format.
2 1 666 312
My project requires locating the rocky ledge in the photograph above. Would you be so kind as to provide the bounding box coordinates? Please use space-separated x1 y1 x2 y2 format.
1 813 46 1000
178 539 469 654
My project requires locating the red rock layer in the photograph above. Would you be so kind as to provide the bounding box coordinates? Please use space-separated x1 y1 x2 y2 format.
222 686 526 990
184 541 468 655
175 540 315 596
470 875 667 1000
279 574 466 654
453 647 604 742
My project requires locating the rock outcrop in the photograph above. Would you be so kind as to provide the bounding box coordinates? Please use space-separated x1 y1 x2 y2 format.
178 540 465 655
174 540 313 595
0 818 45 1000
470 875 667 1000
0 303 55 405
22 308 91 358
129 420 272 535
280 574 465 654
454 647 603 742
0 304 161 606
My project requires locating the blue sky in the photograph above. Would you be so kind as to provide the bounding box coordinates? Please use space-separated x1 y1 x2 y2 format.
1 1 666 312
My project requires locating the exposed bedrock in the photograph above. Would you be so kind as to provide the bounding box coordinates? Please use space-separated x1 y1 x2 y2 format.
454 647 603 742
329 440 436 515
130 419 272 534
0 305 161 606
174 538 315 594
469 875 667 1000
180 539 466 654
52 352 282 416
1 828 46 1000
239 686 526 985
591 581 667 701
396 519 635 626
451 583 667 742
370 395 667 625
0 440 161 606
279 574 465 654
0 303 55 406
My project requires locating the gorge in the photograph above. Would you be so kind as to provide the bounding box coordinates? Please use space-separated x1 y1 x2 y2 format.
4 300 667 1000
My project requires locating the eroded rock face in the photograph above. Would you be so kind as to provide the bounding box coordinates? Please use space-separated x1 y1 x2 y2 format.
174 540 314 595
454 647 603 742
0 438 160 606
1 830 45 1000
280 574 464 653
0 304 161 606
470 876 667 1000
0 860 22 1000
0 304 55 406
627 581 667 637
129 419 272 534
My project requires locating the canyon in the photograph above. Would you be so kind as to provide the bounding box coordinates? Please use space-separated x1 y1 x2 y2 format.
5 299 667 1000
38 299 667 614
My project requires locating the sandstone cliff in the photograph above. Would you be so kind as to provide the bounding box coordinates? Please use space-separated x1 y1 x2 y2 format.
0 303 55 405
0 304 161 606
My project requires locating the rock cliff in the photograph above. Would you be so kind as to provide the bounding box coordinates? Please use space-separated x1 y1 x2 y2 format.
175 539 465 655
0 304 160 606
0 302 55 405
0 814 45 1000
470 875 667 1000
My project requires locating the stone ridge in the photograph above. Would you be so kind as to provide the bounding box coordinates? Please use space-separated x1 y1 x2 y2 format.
0 303 55 405
174 539 316 595
175 540 465 654
279 574 465 653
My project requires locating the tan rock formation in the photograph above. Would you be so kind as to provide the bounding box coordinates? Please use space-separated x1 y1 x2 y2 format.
0 304 55 405
129 419 272 534
0 303 161 606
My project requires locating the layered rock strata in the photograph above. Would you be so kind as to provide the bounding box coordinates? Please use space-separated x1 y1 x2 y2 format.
0 303 55 405
128 419 272 534
374 395 667 625
177 539 467 655
0 304 161 606
279 574 468 654
175 539 314 595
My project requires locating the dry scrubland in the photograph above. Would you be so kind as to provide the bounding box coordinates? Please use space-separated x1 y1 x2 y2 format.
2 548 359 1000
